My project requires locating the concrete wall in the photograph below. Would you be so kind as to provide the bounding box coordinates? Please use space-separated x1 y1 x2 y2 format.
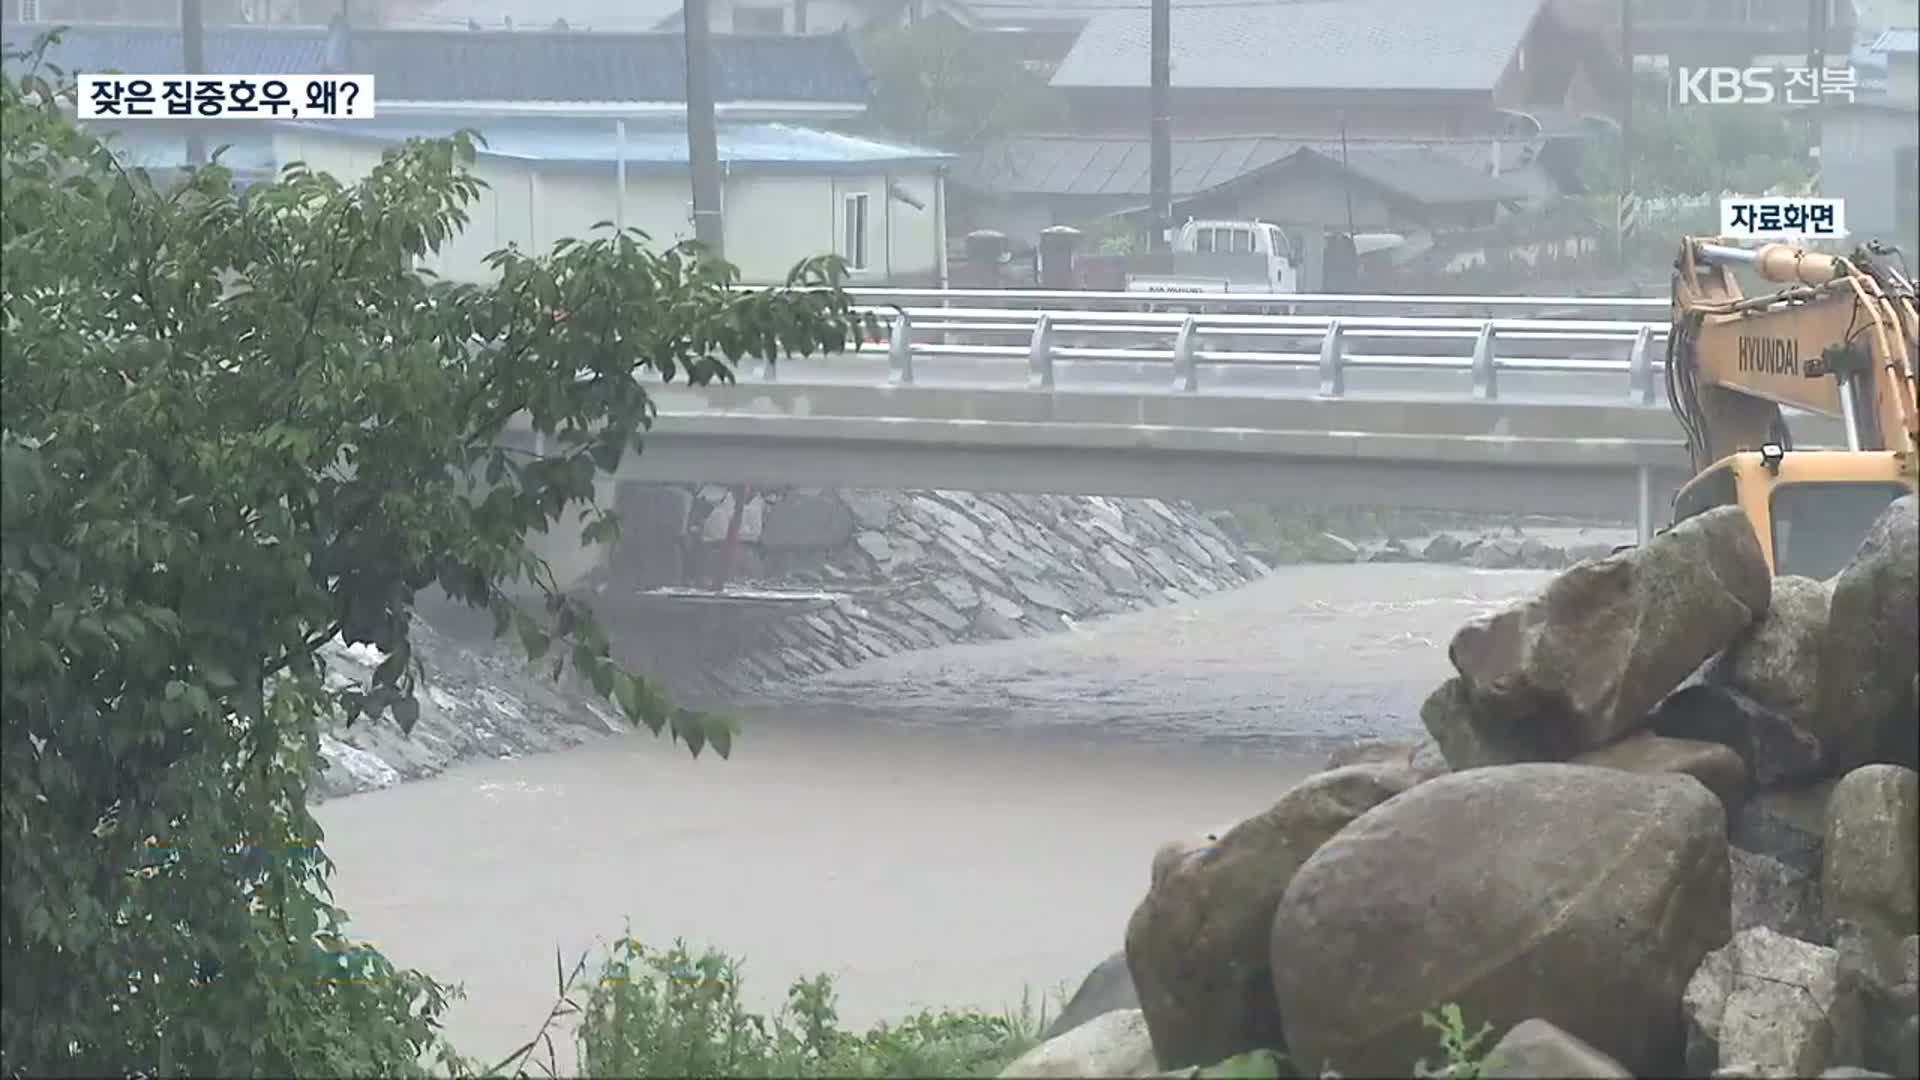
1820 102 1920 245
271 130 946 286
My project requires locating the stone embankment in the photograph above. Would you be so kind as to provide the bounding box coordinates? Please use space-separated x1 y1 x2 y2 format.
315 487 1267 799
1003 495 1919 1080
311 484 1635 801
588 486 1265 694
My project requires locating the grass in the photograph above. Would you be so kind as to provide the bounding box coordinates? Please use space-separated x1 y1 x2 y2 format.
433 930 1496 1080
440 933 1049 1079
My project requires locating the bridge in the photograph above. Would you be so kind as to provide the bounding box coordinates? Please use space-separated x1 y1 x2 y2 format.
510 290 1848 582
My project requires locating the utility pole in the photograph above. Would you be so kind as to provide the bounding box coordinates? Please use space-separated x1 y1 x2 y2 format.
1148 0 1171 253
1617 0 1633 267
182 0 207 166
1805 0 1828 180
683 0 725 258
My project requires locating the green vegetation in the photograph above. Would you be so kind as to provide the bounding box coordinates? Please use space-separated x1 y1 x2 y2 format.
1412 1004 1496 1080
855 21 1069 151
0 40 871 1074
450 936 1045 1079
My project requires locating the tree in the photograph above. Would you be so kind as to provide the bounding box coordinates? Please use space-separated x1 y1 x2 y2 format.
1588 101 1814 198
856 20 1069 152
0 43 872 1075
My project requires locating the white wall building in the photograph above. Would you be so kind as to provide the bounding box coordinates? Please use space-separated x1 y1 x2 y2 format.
271 118 950 285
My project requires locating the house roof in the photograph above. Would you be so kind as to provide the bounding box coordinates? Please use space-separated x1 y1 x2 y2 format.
1869 26 1917 54
276 116 951 171
955 135 1528 204
955 135 1298 197
398 0 683 31
1049 0 1545 92
1302 148 1528 205
0 23 871 105
960 133 1528 202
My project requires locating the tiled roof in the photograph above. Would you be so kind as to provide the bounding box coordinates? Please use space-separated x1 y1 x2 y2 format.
1 24 871 104
1049 0 1544 92
277 116 951 171
955 135 1527 205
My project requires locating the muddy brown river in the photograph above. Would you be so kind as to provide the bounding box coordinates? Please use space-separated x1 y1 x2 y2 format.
312 563 1552 1067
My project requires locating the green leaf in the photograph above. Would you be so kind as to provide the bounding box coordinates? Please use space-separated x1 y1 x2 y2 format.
391 696 420 735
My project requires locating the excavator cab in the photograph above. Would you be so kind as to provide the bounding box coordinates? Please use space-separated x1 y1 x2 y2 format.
1671 449 1912 579
1667 237 1918 575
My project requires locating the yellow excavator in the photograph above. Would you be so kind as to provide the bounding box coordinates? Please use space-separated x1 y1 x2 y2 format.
1665 236 1918 578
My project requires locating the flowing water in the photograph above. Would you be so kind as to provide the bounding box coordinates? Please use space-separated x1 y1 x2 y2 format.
312 563 1553 1066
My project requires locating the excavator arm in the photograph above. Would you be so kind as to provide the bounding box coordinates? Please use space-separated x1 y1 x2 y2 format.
1669 238 1919 474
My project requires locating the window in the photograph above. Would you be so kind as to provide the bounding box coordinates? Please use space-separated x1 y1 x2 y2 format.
1672 463 1740 524
1770 482 1909 580
17 0 43 19
843 192 869 271
732 5 784 32
1194 228 1217 253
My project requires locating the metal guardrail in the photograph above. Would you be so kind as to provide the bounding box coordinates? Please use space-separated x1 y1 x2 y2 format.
836 287 1670 316
766 304 1671 406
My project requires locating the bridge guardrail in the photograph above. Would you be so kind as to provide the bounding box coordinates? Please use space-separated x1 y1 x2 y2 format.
831 287 1671 318
760 305 1670 407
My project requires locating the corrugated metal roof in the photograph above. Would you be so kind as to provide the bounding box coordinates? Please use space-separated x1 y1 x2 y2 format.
401 0 683 31
954 136 1525 205
1 24 870 104
278 117 951 170
1050 0 1543 92
955 136 1301 196
2 25 331 75
1869 27 1918 54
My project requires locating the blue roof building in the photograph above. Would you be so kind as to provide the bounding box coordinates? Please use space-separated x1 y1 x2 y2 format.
269 114 952 287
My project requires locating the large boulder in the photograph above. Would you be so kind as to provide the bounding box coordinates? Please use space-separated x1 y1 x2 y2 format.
1832 926 1918 1075
1705 575 1830 723
998 1008 1158 1078
1045 950 1139 1041
1270 764 1730 1077
1819 495 1919 772
1730 782 1837 943
1651 683 1826 790
1418 677 1543 771
1732 847 1828 944
1324 735 1447 781
1446 506 1770 759
1823 765 1920 939
1126 764 1421 1071
1683 926 1864 1077
1572 731 1749 816
1481 1018 1632 1079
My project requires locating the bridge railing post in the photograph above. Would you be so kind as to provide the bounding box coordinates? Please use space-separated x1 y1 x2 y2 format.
1470 320 1498 400
1636 464 1655 544
1317 318 1346 398
1627 324 1655 405
1173 316 1199 392
1028 313 1055 390
887 309 915 386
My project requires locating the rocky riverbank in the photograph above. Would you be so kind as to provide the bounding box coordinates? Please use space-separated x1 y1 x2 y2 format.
312 485 1637 802
999 495 1919 1080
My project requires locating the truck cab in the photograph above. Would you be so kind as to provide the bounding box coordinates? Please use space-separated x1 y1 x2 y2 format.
1179 220 1298 293
1123 219 1299 295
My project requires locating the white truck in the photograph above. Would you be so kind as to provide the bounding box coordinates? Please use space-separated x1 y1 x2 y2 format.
1123 219 1406 295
